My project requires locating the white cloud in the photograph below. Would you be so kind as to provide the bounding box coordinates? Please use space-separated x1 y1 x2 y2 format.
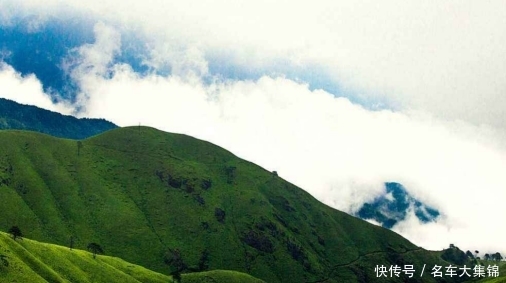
4 0 506 127
65 22 121 80
0 62 73 114
144 43 209 78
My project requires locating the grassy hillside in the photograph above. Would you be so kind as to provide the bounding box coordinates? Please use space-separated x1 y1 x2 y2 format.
0 127 466 282
0 232 263 283
0 98 117 139
0 231 171 283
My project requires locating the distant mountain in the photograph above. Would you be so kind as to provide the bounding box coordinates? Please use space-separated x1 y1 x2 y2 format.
0 127 462 282
356 182 440 228
0 98 117 139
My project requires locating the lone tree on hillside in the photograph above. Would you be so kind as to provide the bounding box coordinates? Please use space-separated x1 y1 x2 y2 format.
8 226 22 240
87 243 104 259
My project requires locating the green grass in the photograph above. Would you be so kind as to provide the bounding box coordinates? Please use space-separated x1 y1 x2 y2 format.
181 270 265 283
0 232 263 283
0 231 170 282
0 126 468 282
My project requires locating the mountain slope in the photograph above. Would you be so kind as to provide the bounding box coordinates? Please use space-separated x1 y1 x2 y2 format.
0 231 170 283
0 98 117 139
0 232 263 283
0 127 462 282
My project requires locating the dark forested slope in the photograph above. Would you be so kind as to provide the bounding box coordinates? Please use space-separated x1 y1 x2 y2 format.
0 98 116 139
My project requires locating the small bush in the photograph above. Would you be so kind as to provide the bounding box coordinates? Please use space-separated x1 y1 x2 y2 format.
194 195 205 206
168 175 182 188
201 179 212 190
8 226 22 240
201 222 210 230
214 208 226 223
242 230 274 253
87 243 104 259
287 240 306 262
224 166 236 184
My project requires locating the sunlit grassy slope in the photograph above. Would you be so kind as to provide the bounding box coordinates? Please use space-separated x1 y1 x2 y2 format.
0 232 263 283
0 127 465 282
0 232 169 283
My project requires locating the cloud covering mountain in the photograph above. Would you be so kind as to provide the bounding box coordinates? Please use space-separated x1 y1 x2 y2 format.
1 0 506 255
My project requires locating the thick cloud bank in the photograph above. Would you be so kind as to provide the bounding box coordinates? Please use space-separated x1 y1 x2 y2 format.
1 1 506 256
4 0 506 127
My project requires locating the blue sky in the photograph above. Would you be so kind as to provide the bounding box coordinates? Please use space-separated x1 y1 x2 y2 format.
0 16 92 99
1 0 506 255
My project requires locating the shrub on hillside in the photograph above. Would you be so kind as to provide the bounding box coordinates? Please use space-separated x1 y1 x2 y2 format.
8 226 22 240
214 208 226 223
87 243 104 259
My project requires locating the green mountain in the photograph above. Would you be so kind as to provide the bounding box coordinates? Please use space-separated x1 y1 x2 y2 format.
0 127 465 282
0 232 263 283
0 98 117 139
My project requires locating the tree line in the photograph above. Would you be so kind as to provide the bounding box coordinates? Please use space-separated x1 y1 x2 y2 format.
445 244 503 264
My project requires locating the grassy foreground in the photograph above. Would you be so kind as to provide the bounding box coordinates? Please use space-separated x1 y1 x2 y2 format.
0 232 263 283
0 231 170 283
